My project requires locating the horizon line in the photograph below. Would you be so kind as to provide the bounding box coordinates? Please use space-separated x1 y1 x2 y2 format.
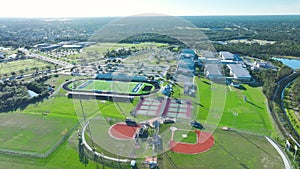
0 14 300 19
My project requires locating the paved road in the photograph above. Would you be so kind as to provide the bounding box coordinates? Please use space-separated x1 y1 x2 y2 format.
272 71 297 101
21 48 73 68
265 137 292 169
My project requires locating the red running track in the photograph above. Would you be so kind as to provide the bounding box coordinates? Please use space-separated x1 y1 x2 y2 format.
170 130 214 154
109 123 140 140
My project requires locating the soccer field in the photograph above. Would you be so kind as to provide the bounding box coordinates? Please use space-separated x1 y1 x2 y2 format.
68 80 155 95
195 77 275 136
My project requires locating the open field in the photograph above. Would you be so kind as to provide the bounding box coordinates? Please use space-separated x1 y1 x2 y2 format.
159 128 284 169
195 77 274 136
68 79 155 95
84 118 284 169
0 59 54 76
83 42 168 55
0 74 283 168
0 134 114 169
74 42 169 63
0 113 77 153
173 130 197 144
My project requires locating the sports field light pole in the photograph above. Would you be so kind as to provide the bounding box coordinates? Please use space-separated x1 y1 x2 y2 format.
233 112 238 129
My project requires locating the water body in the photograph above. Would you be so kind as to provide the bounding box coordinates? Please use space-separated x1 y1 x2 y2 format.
273 57 300 69
28 90 38 98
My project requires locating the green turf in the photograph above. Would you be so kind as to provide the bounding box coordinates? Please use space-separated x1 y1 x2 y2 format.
159 129 284 169
0 75 283 169
21 96 110 117
195 77 274 136
0 113 77 153
99 103 127 119
69 79 155 95
173 130 197 144
0 134 115 169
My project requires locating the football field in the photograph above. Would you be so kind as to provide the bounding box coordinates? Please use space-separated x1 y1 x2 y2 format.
68 79 155 95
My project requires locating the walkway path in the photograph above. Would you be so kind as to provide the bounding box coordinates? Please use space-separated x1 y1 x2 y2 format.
265 137 291 169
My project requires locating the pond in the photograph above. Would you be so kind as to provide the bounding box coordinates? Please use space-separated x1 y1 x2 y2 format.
273 57 300 69
28 90 38 98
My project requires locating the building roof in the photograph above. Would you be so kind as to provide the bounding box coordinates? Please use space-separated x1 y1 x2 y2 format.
205 64 223 77
62 44 83 48
219 51 235 60
227 64 251 78
202 51 215 58
181 49 195 58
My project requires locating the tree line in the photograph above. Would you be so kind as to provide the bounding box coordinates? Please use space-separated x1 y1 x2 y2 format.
250 61 293 99
0 76 51 112
214 42 300 58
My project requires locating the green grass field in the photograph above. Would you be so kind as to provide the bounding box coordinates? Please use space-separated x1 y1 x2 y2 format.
159 128 284 169
195 77 274 136
0 113 77 153
173 130 197 144
0 59 54 76
69 79 155 95
0 133 115 169
0 74 285 169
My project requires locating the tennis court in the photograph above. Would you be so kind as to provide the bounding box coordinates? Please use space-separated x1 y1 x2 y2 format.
133 98 192 119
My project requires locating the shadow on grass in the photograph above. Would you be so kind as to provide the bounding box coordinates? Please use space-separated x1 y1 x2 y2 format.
247 82 262 88
163 152 179 169
202 81 211 85
246 100 263 109
234 85 247 90
192 101 204 107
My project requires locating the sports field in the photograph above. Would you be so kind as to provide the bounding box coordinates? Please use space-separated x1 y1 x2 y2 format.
0 113 77 153
0 74 286 169
195 77 275 136
68 79 155 95
159 128 284 169
173 130 197 144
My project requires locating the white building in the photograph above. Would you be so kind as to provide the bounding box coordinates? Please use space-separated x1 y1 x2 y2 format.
227 64 251 81
219 51 235 60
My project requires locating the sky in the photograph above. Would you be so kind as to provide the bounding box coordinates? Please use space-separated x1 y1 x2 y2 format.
1 0 300 18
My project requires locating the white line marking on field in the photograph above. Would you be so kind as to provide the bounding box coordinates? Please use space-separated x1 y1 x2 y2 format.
228 85 233 91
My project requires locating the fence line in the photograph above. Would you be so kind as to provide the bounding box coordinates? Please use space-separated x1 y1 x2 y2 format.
81 121 131 163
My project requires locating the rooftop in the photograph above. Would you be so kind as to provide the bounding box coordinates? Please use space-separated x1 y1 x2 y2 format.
227 64 251 78
205 63 223 77
181 49 196 58
219 51 235 60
